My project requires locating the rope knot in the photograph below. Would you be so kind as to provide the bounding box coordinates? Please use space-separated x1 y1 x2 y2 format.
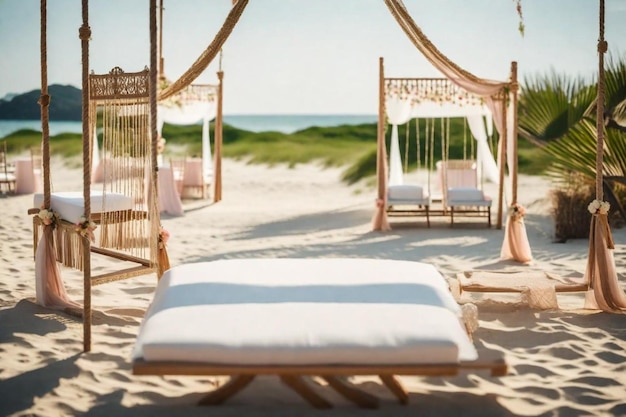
598 40 608 53
78 25 92 41
38 94 51 107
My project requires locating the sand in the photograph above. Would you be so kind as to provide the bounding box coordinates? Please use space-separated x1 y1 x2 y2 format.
1 157 626 417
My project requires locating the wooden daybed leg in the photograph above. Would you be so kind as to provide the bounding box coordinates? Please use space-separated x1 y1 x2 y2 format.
279 375 333 409
426 205 431 228
198 374 256 406
320 375 379 409
488 208 492 228
379 374 409 404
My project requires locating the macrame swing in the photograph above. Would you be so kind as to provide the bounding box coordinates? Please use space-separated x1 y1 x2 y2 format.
31 0 165 351
31 0 248 352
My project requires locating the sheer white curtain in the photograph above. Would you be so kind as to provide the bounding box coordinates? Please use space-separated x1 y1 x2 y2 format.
157 100 217 179
466 114 499 184
386 96 414 186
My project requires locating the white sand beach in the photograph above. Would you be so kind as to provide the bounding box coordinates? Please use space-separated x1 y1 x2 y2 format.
1 157 626 417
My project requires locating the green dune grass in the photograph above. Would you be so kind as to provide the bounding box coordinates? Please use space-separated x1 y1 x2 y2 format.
1 121 547 184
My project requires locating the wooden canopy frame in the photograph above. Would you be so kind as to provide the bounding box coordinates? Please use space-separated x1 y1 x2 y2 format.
377 57 516 230
157 0 224 202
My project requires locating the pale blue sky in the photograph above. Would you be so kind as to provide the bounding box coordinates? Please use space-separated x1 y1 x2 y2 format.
0 0 625 115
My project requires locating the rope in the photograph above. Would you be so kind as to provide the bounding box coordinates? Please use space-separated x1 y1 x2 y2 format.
416 118 421 172
383 0 505 92
150 0 163 272
404 119 410 174
596 0 606 200
39 0 50 210
158 0 248 101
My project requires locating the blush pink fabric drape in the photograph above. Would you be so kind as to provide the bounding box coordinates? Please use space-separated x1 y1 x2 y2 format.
35 226 81 310
583 1 626 313
500 216 533 264
583 215 626 312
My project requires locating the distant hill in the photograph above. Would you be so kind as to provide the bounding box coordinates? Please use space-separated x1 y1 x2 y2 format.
0 84 82 120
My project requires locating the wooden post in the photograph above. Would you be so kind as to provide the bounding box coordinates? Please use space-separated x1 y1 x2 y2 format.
158 0 164 79
79 0 92 352
511 61 519 205
214 70 224 202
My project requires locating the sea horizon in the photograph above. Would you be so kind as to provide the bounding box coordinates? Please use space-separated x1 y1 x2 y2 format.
0 114 378 139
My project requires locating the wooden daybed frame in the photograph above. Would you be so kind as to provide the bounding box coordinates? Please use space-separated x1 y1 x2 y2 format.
131 258 508 409
133 355 507 409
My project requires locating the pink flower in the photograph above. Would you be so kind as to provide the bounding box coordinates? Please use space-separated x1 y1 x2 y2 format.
158 228 170 248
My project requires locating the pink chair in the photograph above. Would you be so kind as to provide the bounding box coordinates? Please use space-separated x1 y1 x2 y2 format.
0 142 17 194
182 158 210 199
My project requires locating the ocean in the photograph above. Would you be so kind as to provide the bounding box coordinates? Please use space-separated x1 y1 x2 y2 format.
0 114 377 139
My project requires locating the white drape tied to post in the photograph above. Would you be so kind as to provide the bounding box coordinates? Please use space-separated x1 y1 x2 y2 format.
157 100 217 180
466 114 499 184
386 95 414 186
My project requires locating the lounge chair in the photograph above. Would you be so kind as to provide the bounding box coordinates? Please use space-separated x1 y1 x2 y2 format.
386 184 431 227
0 142 17 194
438 160 492 227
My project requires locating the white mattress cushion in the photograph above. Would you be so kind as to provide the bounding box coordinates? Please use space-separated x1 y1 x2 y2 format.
133 259 477 366
33 191 134 223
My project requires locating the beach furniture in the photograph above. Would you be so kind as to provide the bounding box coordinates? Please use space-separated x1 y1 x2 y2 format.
0 141 17 194
386 184 431 227
181 157 211 199
438 160 492 227
133 258 507 409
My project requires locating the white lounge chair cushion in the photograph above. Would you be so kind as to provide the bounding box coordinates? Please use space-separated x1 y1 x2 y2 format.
388 184 428 201
33 191 134 223
447 187 492 206
133 259 478 366
387 185 430 208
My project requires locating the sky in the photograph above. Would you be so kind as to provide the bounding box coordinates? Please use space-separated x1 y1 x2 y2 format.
0 0 625 115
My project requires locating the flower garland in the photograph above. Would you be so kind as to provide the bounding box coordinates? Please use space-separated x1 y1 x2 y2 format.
508 202 526 221
75 215 97 242
37 208 60 229
158 227 170 249
588 199 610 215
513 0 525 36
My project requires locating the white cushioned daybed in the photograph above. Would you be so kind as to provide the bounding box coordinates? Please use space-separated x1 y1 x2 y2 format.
132 258 506 409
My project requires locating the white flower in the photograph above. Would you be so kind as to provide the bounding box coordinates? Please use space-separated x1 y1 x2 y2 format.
37 208 58 226
76 215 97 241
588 199 610 215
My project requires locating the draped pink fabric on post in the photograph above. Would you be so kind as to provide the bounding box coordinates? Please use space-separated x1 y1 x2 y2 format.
583 214 626 312
500 216 533 264
35 226 81 310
